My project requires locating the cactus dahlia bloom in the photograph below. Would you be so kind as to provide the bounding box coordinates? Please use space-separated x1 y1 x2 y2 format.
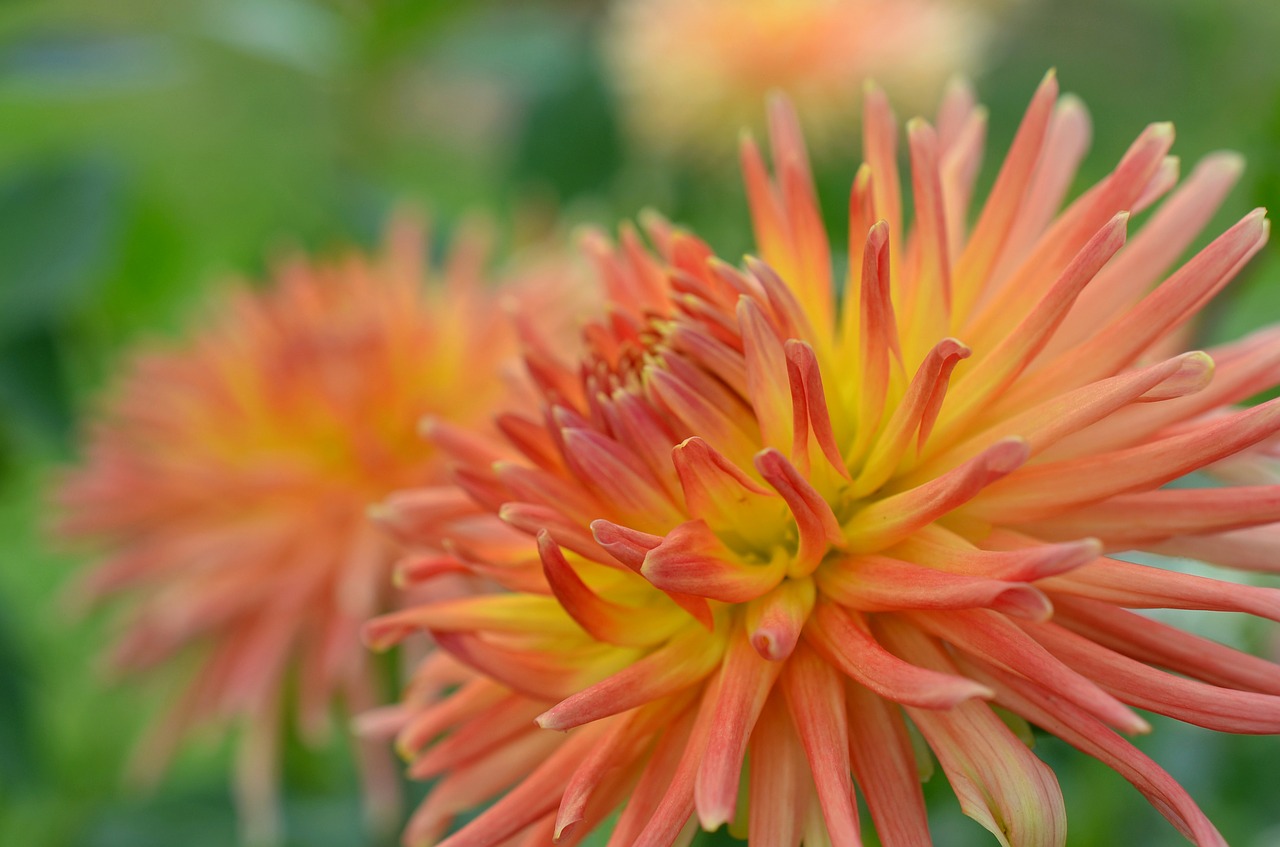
604 0 991 159
368 74 1280 846
55 216 555 844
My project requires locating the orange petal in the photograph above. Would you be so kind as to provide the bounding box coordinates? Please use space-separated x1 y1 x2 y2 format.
434 724 606 847
909 608 1150 735
538 531 667 648
878 619 1068 847
748 691 810 847
781 643 861 846
819 554 1052 620
1013 485 1280 546
745 577 816 661
755 448 844 574
1024 620 1280 734
537 625 725 731
1036 557 1280 621
969 398 1280 522
853 337 970 496
888 525 1099 582
845 681 932 847
952 70 1059 318
694 627 785 830
846 437 1028 554
960 655 1227 847
1051 594 1280 696
804 602 991 710
785 339 850 481
641 519 787 603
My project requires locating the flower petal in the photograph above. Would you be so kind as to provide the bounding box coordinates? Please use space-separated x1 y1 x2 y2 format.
694 627 785 830
846 437 1029 553
780 643 862 846
641 519 788 602
878 619 1067 847
804 601 992 709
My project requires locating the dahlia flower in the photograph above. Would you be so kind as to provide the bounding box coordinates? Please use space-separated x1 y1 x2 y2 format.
369 73 1280 846
56 215 560 844
604 0 991 160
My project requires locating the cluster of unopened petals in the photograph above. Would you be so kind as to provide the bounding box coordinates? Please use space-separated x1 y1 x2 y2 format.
604 0 992 160
55 215 566 844
368 73 1280 847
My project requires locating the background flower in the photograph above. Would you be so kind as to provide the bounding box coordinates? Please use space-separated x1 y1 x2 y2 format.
604 0 996 162
52 214 553 844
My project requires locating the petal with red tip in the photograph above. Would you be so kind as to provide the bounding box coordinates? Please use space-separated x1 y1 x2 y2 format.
641 519 787 603
846 438 1029 554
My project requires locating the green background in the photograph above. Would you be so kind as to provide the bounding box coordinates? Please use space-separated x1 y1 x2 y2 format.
3 0 1280 845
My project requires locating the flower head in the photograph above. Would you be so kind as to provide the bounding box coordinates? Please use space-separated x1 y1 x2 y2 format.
55 214 559 843
604 0 992 160
370 74 1280 846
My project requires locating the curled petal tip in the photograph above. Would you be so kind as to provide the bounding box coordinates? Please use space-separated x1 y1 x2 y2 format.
988 437 1032 474
534 710 564 732
360 618 400 652
696 804 734 833
552 819 579 842
938 336 973 359
993 586 1055 621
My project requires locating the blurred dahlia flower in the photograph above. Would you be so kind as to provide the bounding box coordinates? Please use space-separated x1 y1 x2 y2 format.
368 73 1280 846
55 215 566 844
604 0 993 160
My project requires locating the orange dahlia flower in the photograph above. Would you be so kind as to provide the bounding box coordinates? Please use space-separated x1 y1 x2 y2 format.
56 215 559 843
369 74 1280 846
604 0 992 160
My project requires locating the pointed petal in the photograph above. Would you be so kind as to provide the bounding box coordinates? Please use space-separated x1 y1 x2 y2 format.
846 438 1029 554
785 339 851 480
888 526 1100 582
695 627 785 830
910 608 1150 734
961 656 1226 847
745 577 816 661
953 71 1059 317
878 619 1067 847
781 644 861 846
538 531 672 647
1014 485 1280 546
845 681 932 847
804 602 992 709
641 519 787 602
434 725 605 847
748 691 809 847
819 555 1053 620
854 337 971 496
537 625 725 731
1024 620 1280 733
1051 593 1280 696
755 448 844 573
969 399 1280 522
1037 557 1280 622
673 436 783 549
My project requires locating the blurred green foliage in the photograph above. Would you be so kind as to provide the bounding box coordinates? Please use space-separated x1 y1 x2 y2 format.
3 0 1280 845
